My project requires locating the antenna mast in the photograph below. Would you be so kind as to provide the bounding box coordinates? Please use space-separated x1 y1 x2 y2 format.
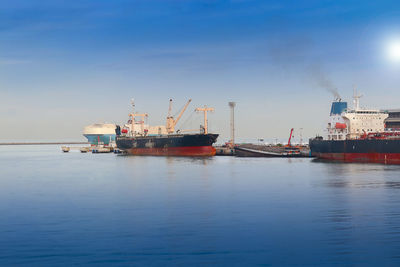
353 86 362 110
131 98 135 114
128 99 148 136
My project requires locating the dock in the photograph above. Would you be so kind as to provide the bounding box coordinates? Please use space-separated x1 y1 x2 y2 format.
61 145 119 154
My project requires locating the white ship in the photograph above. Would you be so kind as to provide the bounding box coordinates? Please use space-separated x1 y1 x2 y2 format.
83 123 116 145
326 90 388 140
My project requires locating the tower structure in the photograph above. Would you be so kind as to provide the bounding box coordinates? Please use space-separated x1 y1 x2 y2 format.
228 102 236 147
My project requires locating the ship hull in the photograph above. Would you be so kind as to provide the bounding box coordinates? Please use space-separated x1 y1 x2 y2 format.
84 134 115 145
116 134 218 156
310 138 400 164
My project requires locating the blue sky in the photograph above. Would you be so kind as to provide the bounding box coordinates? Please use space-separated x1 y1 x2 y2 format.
2 0 400 141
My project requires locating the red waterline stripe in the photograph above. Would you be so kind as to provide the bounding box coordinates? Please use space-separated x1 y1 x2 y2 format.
313 152 400 164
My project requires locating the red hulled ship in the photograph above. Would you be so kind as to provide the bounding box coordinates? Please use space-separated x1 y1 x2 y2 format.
115 99 218 156
309 91 400 164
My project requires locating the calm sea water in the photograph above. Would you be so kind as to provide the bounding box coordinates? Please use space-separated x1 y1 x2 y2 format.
1 145 400 266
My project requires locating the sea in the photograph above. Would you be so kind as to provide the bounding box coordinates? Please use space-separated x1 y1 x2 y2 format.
1 145 400 266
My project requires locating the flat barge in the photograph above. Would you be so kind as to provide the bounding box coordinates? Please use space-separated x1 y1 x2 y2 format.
235 144 310 158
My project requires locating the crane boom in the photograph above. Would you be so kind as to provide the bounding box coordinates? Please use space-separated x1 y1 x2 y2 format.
166 99 192 134
287 128 294 147
174 99 192 127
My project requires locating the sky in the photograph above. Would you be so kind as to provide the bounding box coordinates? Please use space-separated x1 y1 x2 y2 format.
1 0 400 142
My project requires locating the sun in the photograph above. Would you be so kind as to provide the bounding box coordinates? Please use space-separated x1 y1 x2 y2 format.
387 40 400 62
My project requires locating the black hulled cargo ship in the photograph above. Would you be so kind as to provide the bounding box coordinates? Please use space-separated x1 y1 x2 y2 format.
310 134 400 164
115 99 218 156
116 133 218 156
309 92 400 164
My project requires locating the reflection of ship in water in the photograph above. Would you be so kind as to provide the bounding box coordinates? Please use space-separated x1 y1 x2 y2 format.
116 99 218 156
310 90 400 164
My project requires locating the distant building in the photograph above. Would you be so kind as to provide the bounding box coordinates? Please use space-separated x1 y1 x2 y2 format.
384 109 400 129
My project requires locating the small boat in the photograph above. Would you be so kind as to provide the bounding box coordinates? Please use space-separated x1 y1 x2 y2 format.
92 146 113 153
61 146 70 153
80 147 90 153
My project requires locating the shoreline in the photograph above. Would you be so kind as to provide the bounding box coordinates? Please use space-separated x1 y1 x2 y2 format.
0 142 89 146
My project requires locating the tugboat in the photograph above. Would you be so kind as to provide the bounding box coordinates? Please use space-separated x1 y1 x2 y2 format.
116 99 218 156
309 90 400 164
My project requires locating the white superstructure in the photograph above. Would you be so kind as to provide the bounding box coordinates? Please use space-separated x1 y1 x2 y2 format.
83 123 116 135
327 91 388 140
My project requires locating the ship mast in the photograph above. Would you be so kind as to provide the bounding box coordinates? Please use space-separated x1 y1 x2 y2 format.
353 86 363 111
129 99 148 136
195 105 214 134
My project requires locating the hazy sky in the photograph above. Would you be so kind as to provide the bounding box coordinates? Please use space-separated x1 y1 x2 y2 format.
2 0 400 142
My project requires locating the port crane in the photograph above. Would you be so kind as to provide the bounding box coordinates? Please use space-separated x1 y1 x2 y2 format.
286 128 294 147
166 99 192 134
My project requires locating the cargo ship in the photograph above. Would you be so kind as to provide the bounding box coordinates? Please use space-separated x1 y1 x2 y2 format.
83 123 116 145
309 91 400 164
116 99 218 156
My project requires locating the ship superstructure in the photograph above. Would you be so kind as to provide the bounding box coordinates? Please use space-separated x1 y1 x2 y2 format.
310 90 400 164
326 92 388 140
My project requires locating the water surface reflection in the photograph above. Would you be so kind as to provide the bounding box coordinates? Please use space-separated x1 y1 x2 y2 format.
1 147 400 265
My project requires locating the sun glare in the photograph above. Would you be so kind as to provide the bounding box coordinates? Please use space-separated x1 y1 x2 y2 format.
387 39 400 62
